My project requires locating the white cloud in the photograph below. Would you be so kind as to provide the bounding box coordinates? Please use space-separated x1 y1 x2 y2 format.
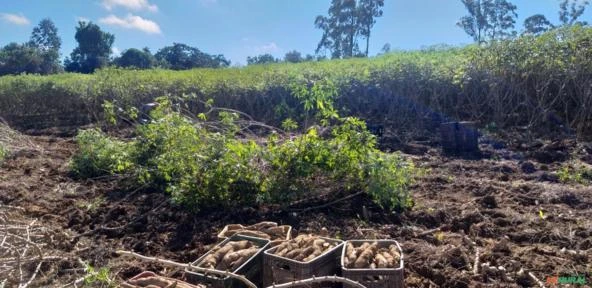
0 13 30 25
102 0 158 12
99 14 161 34
255 42 280 54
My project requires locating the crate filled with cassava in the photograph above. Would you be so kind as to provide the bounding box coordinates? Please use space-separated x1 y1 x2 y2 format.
341 240 404 288
263 234 344 287
218 221 292 244
185 234 270 288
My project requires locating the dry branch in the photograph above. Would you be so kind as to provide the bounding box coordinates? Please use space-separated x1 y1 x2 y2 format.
528 271 546 288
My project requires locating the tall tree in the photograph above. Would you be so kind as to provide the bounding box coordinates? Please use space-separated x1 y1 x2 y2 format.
316 0 382 58
458 0 492 44
523 14 554 35
284 50 303 63
358 0 384 56
154 43 229 70
65 21 114 73
28 18 62 74
559 0 589 25
487 0 517 40
457 0 518 43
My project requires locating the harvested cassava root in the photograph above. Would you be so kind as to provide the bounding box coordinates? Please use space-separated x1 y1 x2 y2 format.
272 234 337 262
197 240 260 271
343 242 401 269
220 222 289 240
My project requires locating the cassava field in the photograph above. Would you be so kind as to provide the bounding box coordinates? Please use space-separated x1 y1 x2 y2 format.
1 27 592 288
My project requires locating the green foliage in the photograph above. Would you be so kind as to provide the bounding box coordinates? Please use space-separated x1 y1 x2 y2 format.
82 262 115 288
523 14 554 35
65 21 114 73
28 18 62 74
246 54 278 65
114 48 156 69
73 98 416 212
558 164 592 185
155 43 230 70
0 43 44 76
2 26 592 139
70 129 134 178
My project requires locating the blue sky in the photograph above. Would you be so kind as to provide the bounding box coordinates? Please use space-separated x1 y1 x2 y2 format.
1 0 590 65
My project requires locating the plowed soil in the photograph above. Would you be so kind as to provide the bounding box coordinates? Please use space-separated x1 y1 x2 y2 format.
1 134 591 287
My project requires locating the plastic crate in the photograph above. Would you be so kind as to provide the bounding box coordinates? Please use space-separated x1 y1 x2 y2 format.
121 271 203 288
217 223 292 243
185 235 270 288
341 240 404 288
263 237 344 287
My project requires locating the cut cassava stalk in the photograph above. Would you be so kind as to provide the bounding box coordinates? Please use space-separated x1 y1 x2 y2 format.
528 271 546 288
264 275 367 288
115 250 257 288
473 247 480 275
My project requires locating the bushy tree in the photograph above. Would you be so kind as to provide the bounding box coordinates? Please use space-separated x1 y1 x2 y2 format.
28 18 62 74
246 53 278 65
114 48 156 69
65 21 115 73
0 43 43 76
154 43 230 70
523 14 554 35
284 50 303 63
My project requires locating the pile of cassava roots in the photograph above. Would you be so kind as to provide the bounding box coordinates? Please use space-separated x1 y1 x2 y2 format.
271 234 338 262
343 242 401 269
197 240 261 271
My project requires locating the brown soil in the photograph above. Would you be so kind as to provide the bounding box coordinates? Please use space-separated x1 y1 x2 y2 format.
1 135 591 287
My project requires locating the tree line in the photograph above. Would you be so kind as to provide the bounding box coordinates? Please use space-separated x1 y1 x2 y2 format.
457 0 589 43
0 0 589 76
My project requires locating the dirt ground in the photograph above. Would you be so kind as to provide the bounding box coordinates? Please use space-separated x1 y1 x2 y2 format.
0 133 591 287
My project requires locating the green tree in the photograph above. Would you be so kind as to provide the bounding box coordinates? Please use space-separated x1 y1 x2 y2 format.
0 43 43 76
154 43 229 70
114 48 155 69
486 0 517 40
284 50 303 63
246 53 278 65
559 0 589 25
65 21 114 73
457 0 517 43
358 0 384 56
523 14 554 35
28 18 62 74
315 0 360 58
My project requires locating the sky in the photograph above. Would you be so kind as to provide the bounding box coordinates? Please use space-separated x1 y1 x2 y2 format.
1 0 591 65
